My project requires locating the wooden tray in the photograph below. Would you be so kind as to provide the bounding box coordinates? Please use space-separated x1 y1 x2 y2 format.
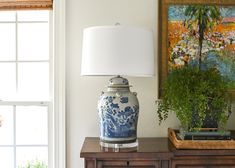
168 128 235 149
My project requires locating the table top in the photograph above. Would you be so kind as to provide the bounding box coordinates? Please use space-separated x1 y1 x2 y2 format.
80 137 235 159
81 137 172 152
80 137 174 159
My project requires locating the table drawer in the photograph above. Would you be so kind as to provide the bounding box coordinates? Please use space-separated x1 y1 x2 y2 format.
98 160 159 168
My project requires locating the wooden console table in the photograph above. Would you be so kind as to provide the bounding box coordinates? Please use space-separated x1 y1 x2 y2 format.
80 137 235 168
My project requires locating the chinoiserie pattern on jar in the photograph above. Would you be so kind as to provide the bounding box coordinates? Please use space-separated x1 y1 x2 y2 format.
98 76 139 144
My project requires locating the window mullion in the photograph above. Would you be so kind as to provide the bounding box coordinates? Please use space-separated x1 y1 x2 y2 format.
14 12 17 168
0 101 50 106
15 12 18 95
13 105 16 168
13 12 18 168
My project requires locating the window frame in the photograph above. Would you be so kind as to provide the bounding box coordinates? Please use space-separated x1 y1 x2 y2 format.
0 10 53 168
52 0 66 168
0 0 67 166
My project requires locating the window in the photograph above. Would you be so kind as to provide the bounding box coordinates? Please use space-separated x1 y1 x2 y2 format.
0 11 52 168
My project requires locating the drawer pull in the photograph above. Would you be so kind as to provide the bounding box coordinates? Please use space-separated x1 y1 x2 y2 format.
127 161 129 166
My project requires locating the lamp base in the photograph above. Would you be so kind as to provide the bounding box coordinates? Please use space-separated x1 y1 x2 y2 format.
100 139 138 149
98 76 139 145
100 137 137 144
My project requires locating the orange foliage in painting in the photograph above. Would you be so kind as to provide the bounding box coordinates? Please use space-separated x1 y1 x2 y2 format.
213 23 235 52
168 21 188 57
225 44 235 52
214 23 235 33
168 21 235 55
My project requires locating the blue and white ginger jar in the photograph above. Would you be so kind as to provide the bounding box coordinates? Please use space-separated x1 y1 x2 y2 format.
98 76 139 144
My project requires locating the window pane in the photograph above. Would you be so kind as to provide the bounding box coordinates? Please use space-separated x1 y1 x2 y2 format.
0 63 16 99
0 147 14 168
0 23 16 61
16 106 48 145
18 11 49 22
0 11 15 21
18 23 49 61
18 62 49 100
0 106 13 145
16 147 48 168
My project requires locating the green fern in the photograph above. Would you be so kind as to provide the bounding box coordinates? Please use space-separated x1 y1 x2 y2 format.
157 66 232 131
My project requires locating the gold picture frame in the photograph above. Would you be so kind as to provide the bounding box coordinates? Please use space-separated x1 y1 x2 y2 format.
158 0 235 97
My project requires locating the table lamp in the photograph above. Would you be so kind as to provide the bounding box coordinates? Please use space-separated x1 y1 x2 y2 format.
81 25 154 147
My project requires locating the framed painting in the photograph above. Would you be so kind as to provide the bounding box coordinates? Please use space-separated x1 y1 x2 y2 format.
159 0 235 97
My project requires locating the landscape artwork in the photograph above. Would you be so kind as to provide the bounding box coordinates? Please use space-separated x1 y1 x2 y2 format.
168 5 235 89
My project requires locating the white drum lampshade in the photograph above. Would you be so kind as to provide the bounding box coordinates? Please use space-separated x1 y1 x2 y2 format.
81 26 154 76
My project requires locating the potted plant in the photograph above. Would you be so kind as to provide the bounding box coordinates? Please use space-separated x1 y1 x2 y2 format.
157 65 232 131
157 3 235 133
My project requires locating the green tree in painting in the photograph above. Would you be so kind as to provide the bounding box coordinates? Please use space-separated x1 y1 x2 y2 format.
184 5 221 68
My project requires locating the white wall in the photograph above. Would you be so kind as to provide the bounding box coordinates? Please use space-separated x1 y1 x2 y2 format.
66 0 235 167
